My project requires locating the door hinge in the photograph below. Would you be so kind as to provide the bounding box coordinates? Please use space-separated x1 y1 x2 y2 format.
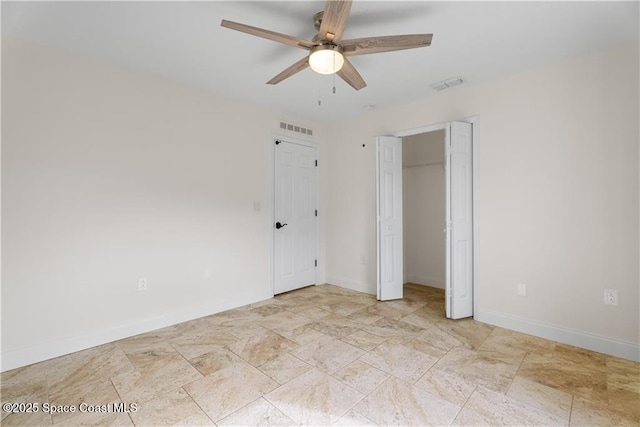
315 209 318 217
315 259 318 267
315 159 318 167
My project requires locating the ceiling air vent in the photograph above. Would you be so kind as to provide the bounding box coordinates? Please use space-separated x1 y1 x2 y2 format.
280 121 313 137
431 76 465 92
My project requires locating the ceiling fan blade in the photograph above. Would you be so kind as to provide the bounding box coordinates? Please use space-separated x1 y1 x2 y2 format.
342 34 433 56
337 58 366 90
221 20 314 50
267 56 310 85
318 0 352 43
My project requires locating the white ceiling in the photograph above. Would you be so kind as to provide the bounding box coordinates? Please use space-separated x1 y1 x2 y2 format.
2 1 638 123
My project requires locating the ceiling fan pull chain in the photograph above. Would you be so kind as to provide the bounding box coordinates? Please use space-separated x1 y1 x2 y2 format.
332 55 337 94
318 75 322 106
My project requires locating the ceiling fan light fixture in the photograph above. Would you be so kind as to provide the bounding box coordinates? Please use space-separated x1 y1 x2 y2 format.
308 44 344 75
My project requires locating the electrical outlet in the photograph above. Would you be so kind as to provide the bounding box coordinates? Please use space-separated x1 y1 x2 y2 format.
360 255 367 265
138 277 148 292
517 283 527 297
604 289 618 306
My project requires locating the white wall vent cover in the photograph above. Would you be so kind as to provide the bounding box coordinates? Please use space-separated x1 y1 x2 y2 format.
280 121 313 137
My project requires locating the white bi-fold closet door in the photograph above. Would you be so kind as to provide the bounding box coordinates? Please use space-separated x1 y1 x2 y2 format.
376 121 474 319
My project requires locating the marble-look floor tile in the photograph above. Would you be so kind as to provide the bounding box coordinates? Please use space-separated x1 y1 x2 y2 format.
246 302 291 318
53 412 133 426
479 327 556 357
436 318 494 349
296 306 332 320
363 317 425 343
555 343 607 367
6 282 639 427
414 368 477 407
320 298 373 317
217 398 297 426
47 343 135 397
434 347 523 394
121 341 178 369
258 353 313 385
291 335 365 374
333 409 378 426
607 388 640 421
357 303 407 321
129 388 214 426
273 298 320 314
308 314 367 339
272 322 327 346
354 377 460 426
407 325 466 358
606 355 640 420
384 299 426 315
346 308 384 325
332 360 390 395
506 376 572 421
112 353 202 403
341 330 386 351
0 362 50 423
214 320 271 339
570 397 639 427
360 342 437 383
255 310 310 331
518 352 608 403
227 330 298 367
188 347 246 376
1 406 52 426
116 325 180 354
184 361 278 422
398 312 440 329
452 386 565 426
607 355 640 393
168 329 237 360
48 378 121 424
265 369 364 425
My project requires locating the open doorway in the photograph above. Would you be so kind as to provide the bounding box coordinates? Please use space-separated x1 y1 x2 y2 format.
376 119 477 319
402 130 446 290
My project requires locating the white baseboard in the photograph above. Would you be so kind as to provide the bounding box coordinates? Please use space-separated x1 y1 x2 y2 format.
404 275 445 289
325 276 375 295
1 291 273 372
476 309 640 362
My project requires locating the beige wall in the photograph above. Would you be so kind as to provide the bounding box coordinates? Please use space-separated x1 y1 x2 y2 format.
2 36 638 367
403 130 446 288
1 37 326 370
325 44 640 360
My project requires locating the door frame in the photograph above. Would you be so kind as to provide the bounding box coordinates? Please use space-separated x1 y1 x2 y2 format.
382 116 479 317
270 134 320 296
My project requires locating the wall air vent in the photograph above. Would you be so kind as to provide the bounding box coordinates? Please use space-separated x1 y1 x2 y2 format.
431 76 465 92
280 121 313 137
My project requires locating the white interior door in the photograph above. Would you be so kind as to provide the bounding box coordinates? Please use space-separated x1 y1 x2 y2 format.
376 136 403 300
446 121 473 319
274 138 317 294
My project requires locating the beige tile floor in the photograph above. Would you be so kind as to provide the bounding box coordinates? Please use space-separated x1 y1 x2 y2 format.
1 284 639 426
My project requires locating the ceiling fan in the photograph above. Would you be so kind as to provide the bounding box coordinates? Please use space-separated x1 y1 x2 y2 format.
220 0 433 90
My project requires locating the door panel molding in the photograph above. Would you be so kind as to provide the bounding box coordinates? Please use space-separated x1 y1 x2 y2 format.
272 136 318 295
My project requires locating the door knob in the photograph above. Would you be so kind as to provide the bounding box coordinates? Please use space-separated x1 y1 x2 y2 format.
275 222 288 229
